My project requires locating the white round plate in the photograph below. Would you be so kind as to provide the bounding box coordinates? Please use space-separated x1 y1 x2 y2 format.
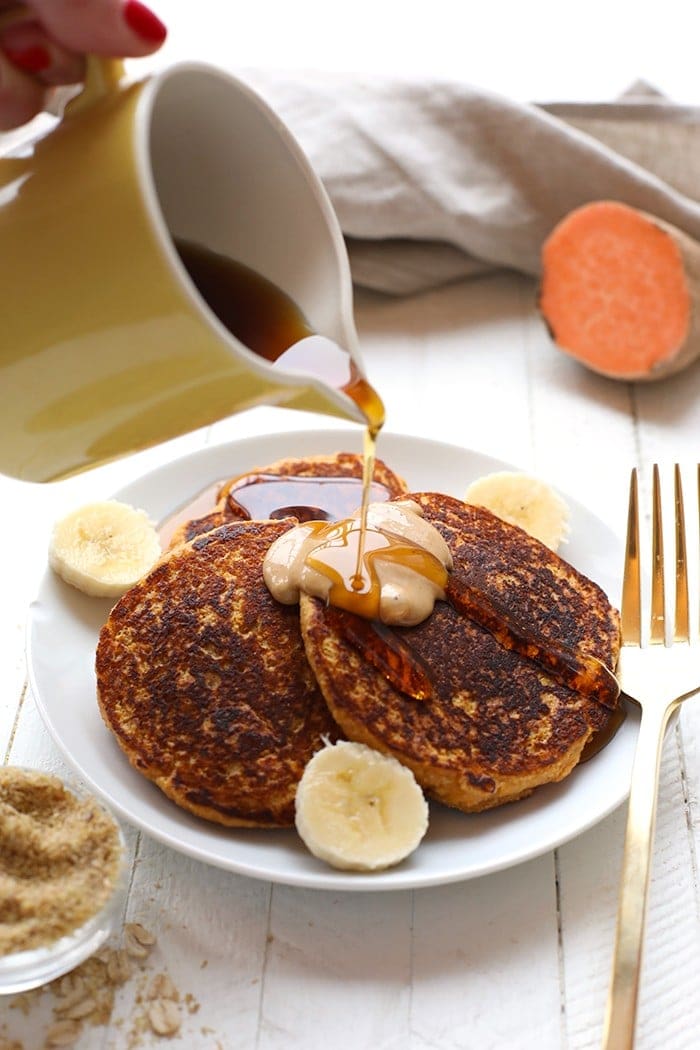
27 428 636 892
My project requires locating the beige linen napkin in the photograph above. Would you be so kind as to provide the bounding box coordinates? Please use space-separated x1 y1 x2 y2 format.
241 71 700 294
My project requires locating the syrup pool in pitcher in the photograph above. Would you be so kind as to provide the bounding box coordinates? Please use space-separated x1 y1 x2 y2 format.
175 239 384 428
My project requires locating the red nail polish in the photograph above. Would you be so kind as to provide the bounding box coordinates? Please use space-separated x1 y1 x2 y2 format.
123 1 167 44
2 44 51 73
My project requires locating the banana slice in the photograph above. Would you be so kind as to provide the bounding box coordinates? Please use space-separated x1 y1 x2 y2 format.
464 471 570 551
49 500 161 597
295 740 428 872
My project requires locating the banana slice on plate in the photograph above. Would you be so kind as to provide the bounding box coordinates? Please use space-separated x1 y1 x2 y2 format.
295 740 429 872
49 500 161 598
464 471 570 551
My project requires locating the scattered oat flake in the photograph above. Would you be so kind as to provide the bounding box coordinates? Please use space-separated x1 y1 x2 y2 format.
56 974 86 1000
124 940 150 960
44 1018 82 1047
125 923 156 947
124 925 154 959
147 998 182 1037
62 996 97 1022
53 983 90 1014
5 921 215 1048
9 988 42 1016
147 973 178 1002
106 947 132 985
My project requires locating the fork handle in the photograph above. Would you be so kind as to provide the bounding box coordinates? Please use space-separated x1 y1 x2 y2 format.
602 696 682 1049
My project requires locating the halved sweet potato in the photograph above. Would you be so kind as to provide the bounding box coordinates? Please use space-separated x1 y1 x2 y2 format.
539 200 700 380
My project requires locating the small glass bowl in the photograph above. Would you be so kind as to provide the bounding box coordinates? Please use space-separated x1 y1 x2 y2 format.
0 770 128 996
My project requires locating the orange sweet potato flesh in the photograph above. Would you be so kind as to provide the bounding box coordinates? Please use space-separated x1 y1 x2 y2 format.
539 200 700 380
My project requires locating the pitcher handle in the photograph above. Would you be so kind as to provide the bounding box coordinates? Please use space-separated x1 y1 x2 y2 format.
65 55 125 115
0 4 125 119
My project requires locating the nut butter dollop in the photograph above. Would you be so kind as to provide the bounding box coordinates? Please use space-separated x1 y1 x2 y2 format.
263 500 453 626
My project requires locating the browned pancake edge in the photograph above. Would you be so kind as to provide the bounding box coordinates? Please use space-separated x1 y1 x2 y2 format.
96 519 339 827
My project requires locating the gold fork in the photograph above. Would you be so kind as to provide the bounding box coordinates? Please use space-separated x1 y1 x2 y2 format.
602 464 700 1049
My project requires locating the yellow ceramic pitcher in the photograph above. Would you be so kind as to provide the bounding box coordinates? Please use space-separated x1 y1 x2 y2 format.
0 56 366 481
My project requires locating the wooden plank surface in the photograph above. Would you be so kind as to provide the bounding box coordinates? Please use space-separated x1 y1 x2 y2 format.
2 259 700 1049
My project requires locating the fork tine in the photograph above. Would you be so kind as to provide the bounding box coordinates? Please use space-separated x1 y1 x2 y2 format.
650 465 665 644
674 465 690 642
621 468 641 645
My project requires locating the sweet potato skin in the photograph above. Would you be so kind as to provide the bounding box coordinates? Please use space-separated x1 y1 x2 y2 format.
539 200 700 381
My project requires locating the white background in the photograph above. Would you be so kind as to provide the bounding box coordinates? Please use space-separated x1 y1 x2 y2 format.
145 0 700 104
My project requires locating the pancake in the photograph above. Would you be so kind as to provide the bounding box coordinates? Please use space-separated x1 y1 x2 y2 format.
96 519 339 827
168 452 408 548
428 493 620 707
299 492 621 813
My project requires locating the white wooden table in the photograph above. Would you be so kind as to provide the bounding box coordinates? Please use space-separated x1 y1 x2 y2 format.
3 4 700 1047
3 272 700 1049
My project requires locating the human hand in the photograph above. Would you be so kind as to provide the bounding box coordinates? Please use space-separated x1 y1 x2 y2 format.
0 0 166 129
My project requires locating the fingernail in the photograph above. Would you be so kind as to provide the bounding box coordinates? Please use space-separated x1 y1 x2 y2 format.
123 1 167 44
2 44 51 73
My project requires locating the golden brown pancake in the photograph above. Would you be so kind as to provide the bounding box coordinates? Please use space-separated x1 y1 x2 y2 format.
299 492 621 813
429 493 620 707
96 519 339 827
167 452 408 548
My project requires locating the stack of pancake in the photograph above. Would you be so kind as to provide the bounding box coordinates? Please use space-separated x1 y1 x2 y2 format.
95 453 621 828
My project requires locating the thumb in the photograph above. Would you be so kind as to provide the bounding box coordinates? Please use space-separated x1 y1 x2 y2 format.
24 0 167 57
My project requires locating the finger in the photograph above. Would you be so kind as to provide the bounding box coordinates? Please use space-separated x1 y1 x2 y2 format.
0 47 46 128
0 18 84 85
21 0 167 57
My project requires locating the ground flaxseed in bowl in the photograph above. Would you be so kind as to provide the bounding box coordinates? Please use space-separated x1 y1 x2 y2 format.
0 766 126 995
